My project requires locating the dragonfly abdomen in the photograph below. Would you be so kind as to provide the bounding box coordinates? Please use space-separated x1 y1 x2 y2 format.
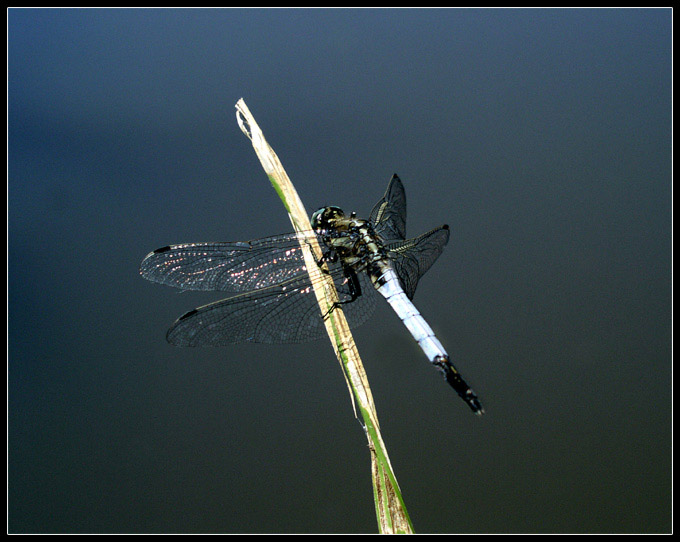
373 267 448 359
372 267 484 415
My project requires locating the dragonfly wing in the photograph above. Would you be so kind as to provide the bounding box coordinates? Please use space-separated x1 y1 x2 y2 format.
369 174 407 241
166 264 379 345
385 225 450 300
140 233 317 292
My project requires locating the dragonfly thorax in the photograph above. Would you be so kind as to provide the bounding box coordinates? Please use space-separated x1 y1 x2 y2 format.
320 216 388 275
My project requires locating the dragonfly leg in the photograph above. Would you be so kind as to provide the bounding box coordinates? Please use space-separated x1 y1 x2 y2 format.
322 267 362 319
315 249 338 274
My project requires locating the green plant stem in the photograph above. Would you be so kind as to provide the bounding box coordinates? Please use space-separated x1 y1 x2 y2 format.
235 98 414 534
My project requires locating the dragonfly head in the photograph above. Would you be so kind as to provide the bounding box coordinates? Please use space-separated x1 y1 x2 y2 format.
311 206 345 231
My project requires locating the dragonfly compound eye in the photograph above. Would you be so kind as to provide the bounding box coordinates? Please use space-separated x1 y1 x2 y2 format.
310 208 325 230
311 206 344 230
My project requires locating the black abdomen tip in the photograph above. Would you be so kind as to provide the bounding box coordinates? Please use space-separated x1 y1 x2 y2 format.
433 355 484 415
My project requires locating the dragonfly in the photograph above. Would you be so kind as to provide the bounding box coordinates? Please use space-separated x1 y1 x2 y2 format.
140 174 483 415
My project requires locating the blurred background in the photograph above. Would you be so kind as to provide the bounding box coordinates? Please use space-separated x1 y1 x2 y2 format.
8 8 671 534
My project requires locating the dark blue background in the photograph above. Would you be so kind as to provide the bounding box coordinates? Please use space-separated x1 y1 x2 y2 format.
9 8 671 533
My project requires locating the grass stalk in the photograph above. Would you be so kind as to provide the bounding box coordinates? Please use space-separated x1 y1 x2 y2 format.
234 98 414 534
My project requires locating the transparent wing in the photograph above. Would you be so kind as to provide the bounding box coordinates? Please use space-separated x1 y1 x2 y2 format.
369 174 407 241
140 232 317 293
165 263 379 346
385 225 450 300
